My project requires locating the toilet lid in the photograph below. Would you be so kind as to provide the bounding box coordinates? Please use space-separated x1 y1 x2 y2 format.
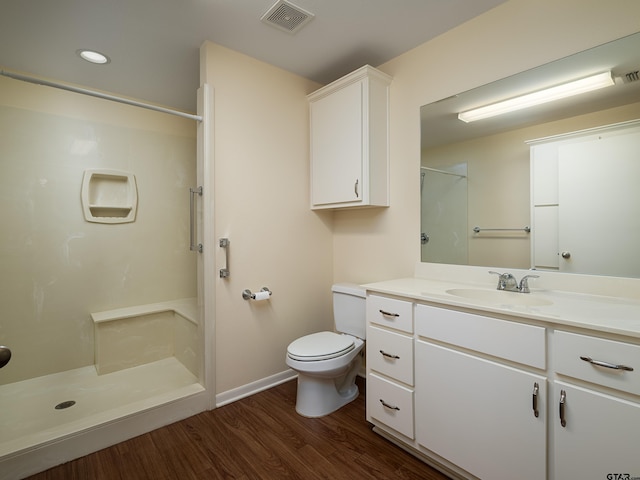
287 332 355 361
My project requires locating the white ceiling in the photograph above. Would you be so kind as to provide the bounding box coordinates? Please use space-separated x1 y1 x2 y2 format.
0 0 506 113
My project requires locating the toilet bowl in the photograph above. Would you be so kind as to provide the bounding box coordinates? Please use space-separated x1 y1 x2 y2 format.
286 284 366 418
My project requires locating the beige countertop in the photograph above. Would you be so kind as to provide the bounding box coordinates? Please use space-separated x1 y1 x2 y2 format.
363 275 640 339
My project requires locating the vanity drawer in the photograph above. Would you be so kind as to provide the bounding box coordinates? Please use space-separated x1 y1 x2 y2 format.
415 304 546 369
367 373 414 439
554 331 640 396
367 295 413 333
367 325 414 385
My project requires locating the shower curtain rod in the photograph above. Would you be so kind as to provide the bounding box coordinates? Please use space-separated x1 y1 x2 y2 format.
420 166 467 178
0 70 203 122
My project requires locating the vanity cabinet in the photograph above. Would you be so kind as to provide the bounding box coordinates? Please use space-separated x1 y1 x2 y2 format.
552 331 640 479
366 295 414 439
308 65 391 210
364 282 640 480
415 304 547 480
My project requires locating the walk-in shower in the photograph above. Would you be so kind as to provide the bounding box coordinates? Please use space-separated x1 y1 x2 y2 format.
420 164 468 265
0 73 213 479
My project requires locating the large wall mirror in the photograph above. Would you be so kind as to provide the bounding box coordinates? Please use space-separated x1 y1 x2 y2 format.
420 32 640 278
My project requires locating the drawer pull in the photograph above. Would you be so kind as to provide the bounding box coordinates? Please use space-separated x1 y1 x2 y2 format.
379 399 400 411
379 309 399 318
559 390 567 428
579 356 634 372
532 382 539 418
379 350 400 360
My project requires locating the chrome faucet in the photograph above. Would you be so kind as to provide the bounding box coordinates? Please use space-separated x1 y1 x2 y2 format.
489 271 539 293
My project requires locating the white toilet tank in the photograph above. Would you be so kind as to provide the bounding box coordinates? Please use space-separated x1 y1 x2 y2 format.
332 283 366 339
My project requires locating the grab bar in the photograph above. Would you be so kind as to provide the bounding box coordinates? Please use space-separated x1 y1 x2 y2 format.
189 186 203 252
219 238 230 278
473 226 530 233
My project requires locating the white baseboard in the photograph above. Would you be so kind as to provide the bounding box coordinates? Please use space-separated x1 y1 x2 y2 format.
215 369 297 407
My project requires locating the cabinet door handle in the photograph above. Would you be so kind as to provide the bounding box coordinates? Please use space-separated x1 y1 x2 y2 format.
379 399 400 411
379 309 399 318
380 350 400 360
354 179 359 198
580 356 634 371
532 382 539 418
559 389 567 427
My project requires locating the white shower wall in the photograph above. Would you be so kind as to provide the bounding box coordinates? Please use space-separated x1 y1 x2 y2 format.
0 76 197 385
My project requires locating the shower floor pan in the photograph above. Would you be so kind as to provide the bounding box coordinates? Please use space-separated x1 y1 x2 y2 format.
0 357 203 458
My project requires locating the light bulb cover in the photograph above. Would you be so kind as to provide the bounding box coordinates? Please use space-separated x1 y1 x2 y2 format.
77 49 110 64
458 71 614 123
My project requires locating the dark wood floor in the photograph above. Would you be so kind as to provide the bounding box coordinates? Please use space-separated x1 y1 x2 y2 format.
28 377 451 479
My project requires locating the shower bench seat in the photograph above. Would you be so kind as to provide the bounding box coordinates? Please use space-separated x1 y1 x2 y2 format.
91 298 199 376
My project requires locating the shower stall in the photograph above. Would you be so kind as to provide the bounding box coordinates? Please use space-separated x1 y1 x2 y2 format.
0 74 214 479
420 164 468 265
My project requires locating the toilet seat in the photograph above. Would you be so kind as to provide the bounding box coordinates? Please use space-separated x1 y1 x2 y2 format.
287 332 355 361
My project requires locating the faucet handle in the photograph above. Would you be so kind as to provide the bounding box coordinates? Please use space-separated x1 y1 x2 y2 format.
488 271 503 289
518 275 539 293
489 271 516 290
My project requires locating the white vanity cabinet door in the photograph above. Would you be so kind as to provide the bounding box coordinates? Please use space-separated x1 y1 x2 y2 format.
308 65 391 210
415 340 547 480
554 381 640 480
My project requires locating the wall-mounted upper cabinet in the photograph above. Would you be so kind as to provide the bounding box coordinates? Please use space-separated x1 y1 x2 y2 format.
308 65 392 210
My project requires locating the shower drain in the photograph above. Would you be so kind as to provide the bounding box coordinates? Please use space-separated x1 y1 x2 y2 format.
55 400 76 410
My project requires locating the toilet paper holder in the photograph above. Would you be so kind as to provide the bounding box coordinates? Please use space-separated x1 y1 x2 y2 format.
242 287 272 300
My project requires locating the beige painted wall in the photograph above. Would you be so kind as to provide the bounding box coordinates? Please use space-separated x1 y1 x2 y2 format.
0 76 196 384
199 42 335 394
204 0 640 395
333 0 640 284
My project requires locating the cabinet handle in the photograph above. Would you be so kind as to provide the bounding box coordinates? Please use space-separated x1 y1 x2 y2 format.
379 309 399 318
380 350 400 360
532 382 539 418
354 179 359 198
580 356 634 372
559 389 567 428
379 399 400 411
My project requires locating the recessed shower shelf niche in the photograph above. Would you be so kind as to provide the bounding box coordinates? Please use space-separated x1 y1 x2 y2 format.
81 169 138 224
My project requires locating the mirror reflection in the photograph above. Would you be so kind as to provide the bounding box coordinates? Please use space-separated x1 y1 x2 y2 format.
420 32 640 278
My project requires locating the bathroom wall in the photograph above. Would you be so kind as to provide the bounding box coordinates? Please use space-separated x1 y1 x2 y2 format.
199 43 335 395
332 0 640 283
0 76 197 384
197 0 640 397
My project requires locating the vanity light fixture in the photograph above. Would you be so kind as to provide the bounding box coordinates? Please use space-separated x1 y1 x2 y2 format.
76 49 110 64
458 71 614 123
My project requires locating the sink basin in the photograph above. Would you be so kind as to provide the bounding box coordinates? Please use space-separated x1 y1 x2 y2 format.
446 288 553 306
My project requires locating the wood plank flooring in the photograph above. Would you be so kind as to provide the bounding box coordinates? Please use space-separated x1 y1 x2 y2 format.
28 377 451 479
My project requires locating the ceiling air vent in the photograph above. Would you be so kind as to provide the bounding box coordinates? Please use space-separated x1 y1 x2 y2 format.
261 0 314 34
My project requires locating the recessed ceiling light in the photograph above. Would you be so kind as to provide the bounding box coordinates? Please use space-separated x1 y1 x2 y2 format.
76 49 110 65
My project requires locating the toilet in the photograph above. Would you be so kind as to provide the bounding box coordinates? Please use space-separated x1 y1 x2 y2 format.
286 283 366 417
